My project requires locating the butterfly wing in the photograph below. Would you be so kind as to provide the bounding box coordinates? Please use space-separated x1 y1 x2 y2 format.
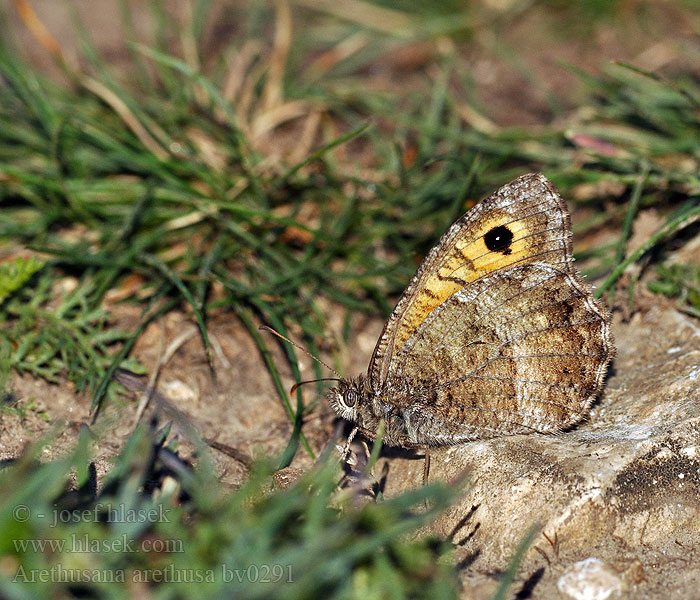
370 173 575 386
367 173 613 444
387 263 613 444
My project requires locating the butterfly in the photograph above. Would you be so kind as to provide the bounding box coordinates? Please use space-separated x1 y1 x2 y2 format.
326 173 615 451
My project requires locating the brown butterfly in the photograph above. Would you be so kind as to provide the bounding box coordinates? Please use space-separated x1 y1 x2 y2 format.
326 173 614 451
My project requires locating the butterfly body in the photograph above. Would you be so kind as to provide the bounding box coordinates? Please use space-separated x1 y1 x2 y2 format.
327 174 614 448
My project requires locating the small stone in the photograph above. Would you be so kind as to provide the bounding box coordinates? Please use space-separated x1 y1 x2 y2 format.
557 558 624 600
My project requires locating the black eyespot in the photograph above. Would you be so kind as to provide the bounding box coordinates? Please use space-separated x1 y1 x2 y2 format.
345 390 358 407
484 225 514 255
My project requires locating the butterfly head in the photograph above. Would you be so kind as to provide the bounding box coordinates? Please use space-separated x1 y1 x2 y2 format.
327 375 373 425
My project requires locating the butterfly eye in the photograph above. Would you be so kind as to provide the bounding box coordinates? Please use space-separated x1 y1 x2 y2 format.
345 390 358 407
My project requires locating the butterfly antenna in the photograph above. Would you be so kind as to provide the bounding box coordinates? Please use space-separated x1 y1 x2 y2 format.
259 325 341 377
290 377 342 395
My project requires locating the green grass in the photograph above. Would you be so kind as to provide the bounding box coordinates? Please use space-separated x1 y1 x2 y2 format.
648 263 700 318
0 424 459 600
1 1 700 598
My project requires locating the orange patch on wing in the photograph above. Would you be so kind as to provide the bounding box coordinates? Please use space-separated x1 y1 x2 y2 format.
393 212 541 351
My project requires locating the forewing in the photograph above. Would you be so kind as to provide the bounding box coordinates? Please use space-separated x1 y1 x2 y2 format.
369 173 573 387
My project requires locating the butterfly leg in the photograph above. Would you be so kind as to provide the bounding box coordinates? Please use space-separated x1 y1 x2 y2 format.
340 426 359 461
420 446 432 510
423 446 431 486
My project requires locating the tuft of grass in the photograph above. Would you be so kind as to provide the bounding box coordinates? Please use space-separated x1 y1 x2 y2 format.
648 263 700 318
0 257 143 402
0 424 459 600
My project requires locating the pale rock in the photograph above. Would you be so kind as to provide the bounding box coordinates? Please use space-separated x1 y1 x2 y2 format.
379 306 700 599
557 558 623 600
